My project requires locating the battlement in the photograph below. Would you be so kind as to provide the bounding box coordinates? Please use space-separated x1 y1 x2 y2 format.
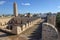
0 17 41 34
11 18 41 34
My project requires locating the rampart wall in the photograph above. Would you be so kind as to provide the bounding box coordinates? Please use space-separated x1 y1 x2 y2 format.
11 18 41 34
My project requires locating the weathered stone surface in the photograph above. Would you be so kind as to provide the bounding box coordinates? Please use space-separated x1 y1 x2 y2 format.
47 15 56 26
42 23 58 40
22 24 26 31
11 18 41 34
13 2 18 17
0 17 12 28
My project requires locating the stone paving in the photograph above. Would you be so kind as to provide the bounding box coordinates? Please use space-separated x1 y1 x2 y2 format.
58 32 60 40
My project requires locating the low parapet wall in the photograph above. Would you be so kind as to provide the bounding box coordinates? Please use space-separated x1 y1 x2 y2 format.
11 18 41 34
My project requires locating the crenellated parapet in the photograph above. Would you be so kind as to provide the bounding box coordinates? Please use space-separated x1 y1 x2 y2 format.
0 17 41 35
11 17 41 34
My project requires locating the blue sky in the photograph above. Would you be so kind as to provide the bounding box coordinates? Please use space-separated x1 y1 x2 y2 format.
0 0 60 14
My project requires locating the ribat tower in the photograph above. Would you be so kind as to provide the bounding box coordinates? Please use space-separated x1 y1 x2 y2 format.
13 2 18 17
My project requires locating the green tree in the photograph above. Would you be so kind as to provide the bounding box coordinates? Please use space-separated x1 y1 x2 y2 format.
56 12 60 31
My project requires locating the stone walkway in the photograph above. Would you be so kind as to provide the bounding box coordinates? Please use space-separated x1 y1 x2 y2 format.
20 22 42 40
58 32 60 40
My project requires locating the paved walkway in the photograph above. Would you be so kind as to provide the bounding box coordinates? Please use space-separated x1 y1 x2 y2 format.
20 22 42 40
58 32 60 40
0 20 43 40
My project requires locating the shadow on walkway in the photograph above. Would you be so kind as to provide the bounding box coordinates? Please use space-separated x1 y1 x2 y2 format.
0 33 13 37
28 22 42 40
0 30 15 37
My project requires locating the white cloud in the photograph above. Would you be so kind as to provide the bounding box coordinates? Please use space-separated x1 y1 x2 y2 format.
57 6 60 8
0 1 6 5
21 3 31 6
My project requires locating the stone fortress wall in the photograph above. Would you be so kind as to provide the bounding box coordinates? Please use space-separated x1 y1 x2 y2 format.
11 18 41 34
0 17 41 34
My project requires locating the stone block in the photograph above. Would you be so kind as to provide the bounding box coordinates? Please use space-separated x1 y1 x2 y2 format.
12 26 21 34
17 26 21 34
29 22 31 25
25 23 29 28
12 26 17 34
22 24 26 31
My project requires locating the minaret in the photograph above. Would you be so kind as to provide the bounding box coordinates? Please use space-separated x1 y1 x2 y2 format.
13 2 18 17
